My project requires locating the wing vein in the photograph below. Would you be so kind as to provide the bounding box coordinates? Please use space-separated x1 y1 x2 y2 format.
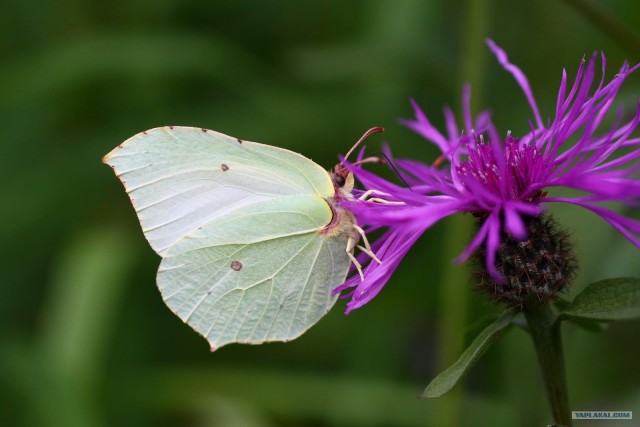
203 236 317 342
286 238 324 337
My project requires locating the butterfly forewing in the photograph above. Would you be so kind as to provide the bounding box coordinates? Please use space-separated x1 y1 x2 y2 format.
103 127 335 255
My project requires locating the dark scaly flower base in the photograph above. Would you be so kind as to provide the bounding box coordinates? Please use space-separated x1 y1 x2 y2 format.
473 214 578 307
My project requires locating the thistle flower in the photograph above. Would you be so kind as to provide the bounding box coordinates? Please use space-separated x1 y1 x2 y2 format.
336 40 640 313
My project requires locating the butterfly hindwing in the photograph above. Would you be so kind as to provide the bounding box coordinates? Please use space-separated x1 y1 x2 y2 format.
158 195 349 349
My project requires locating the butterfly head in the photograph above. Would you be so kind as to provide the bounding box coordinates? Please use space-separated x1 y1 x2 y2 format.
331 164 355 199
332 127 384 199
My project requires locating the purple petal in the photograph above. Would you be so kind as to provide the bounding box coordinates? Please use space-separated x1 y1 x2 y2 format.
486 39 543 129
400 99 451 154
456 211 493 264
504 203 527 240
462 83 473 133
485 211 505 283
546 197 640 247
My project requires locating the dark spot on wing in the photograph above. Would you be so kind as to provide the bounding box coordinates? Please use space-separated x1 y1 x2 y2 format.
142 131 147 135
221 164 229 171
202 128 208 133
231 260 243 271
169 126 174 130
236 138 243 144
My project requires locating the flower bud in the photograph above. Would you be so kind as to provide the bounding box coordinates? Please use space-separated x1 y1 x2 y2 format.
473 214 577 307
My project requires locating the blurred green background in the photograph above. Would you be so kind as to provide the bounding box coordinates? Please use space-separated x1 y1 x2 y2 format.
2 0 640 426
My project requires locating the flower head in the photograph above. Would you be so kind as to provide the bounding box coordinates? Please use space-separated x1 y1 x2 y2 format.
336 40 640 313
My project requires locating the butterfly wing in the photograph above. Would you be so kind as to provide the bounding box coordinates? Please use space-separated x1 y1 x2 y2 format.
103 127 350 348
158 194 349 349
103 126 335 256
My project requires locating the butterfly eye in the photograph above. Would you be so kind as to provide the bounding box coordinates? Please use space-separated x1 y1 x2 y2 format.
334 175 346 187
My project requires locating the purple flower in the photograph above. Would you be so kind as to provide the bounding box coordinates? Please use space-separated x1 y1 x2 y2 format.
335 40 640 313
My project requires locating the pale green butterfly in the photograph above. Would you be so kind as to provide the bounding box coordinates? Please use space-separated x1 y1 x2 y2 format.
103 126 383 350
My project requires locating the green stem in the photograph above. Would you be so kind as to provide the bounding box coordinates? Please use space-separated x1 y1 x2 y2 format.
524 303 572 427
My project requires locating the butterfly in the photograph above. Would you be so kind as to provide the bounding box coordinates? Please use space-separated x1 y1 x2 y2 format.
103 126 383 350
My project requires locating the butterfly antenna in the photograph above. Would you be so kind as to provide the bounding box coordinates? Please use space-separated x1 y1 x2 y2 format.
368 151 413 191
341 127 385 165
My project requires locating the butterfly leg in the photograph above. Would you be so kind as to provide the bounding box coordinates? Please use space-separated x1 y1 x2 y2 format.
346 235 365 281
353 224 381 264
358 189 404 205
357 189 386 200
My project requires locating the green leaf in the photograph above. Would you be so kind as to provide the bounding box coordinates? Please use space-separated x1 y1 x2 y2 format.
554 297 607 332
561 277 640 322
421 309 515 398
462 313 500 345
